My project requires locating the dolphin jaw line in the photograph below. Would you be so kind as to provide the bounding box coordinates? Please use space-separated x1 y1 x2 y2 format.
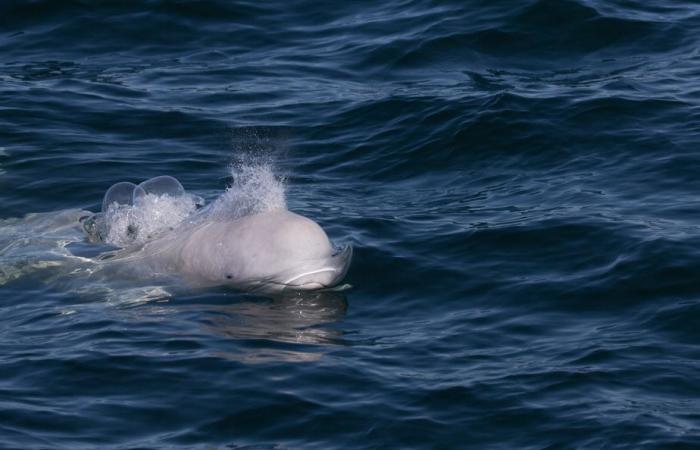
283 267 337 287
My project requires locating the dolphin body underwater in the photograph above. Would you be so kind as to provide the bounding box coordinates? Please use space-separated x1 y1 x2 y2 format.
0 174 351 295
79 175 352 294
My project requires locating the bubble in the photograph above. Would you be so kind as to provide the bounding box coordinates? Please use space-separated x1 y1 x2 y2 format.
102 193 200 247
95 176 202 248
92 156 287 248
133 176 186 207
102 182 138 212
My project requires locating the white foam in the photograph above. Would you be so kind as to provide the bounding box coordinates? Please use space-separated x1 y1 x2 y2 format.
103 192 199 247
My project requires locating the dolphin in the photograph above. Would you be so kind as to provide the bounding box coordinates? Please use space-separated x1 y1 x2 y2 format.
81 175 352 294
107 209 353 293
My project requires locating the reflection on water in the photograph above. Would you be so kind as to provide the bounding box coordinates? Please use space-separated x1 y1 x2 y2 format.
201 291 348 363
117 290 349 364
203 291 347 343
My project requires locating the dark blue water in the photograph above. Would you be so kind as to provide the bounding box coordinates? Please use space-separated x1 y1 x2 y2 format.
2 0 700 448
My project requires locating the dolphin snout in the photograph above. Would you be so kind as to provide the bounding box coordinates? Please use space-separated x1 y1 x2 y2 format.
283 267 339 289
281 245 352 290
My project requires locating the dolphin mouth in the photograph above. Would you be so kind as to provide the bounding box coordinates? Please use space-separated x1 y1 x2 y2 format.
233 245 353 295
284 245 353 290
283 267 338 286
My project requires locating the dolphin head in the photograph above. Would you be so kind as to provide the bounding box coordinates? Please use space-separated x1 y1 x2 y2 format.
169 210 352 293
234 211 353 293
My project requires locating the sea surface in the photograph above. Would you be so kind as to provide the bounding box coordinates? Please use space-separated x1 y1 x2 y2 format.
1 0 700 448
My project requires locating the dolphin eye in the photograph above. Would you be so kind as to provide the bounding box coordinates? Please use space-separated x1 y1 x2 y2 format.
226 275 232 279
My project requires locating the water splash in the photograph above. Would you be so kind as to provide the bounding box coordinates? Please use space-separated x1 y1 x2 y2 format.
90 154 287 247
208 160 287 220
102 193 200 247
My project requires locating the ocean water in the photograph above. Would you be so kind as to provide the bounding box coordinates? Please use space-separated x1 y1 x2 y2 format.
2 0 700 448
